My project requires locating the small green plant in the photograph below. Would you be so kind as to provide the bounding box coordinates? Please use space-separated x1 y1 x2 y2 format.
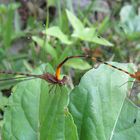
32 9 113 69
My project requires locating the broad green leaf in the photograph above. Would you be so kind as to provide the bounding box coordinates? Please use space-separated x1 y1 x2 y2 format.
113 99 140 140
64 110 79 140
66 9 84 32
32 36 57 60
64 58 91 70
2 64 78 140
72 27 113 46
45 26 72 45
69 62 140 140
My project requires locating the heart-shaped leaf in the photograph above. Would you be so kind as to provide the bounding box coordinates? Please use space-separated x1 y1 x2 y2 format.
2 65 78 140
69 63 140 140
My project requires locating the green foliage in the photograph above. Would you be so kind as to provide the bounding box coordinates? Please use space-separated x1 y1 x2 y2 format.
2 63 140 140
64 58 91 70
2 64 78 140
45 26 72 45
31 9 113 70
69 63 140 140
32 36 58 61
0 3 22 48
120 5 140 40
1 1 140 139
0 3 34 73
66 10 113 46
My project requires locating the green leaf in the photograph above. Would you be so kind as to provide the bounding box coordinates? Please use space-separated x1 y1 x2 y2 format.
64 58 91 70
64 110 78 140
72 27 113 46
120 5 140 39
92 35 113 46
66 9 113 46
45 26 72 45
120 5 136 23
112 99 140 140
2 65 78 140
66 9 84 32
69 62 140 140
